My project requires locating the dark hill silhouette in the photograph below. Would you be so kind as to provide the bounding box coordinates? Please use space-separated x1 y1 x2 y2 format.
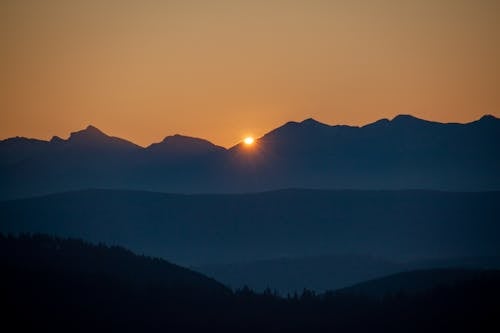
1 233 232 332
1 233 228 295
1 189 498 266
0 114 499 199
3 234 500 332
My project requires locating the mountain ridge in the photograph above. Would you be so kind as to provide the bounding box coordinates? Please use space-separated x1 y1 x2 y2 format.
1 188 498 265
2 114 498 148
1 114 499 198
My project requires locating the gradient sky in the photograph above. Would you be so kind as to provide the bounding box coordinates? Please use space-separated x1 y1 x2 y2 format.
2 0 499 147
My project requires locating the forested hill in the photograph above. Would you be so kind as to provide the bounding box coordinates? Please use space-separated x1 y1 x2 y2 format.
2 234 500 332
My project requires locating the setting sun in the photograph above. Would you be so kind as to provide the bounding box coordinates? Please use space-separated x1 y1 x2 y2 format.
244 137 254 145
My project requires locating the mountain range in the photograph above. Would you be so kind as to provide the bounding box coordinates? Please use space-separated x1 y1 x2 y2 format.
2 188 498 267
1 114 499 199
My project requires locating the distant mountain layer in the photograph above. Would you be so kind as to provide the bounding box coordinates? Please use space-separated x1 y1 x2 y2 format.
1 114 499 198
1 189 498 266
337 269 500 298
196 255 500 294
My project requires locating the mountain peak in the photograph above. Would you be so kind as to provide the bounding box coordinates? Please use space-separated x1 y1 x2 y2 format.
147 134 224 155
300 118 332 129
391 114 421 122
66 125 139 150
85 124 102 132
301 118 323 125
160 134 218 146
390 114 436 127
50 136 65 144
69 125 108 141
479 114 499 122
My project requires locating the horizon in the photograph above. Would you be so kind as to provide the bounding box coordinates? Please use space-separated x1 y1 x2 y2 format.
2 112 497 149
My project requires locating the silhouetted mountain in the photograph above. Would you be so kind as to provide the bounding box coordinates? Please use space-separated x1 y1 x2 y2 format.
241 114 500 191
0 137 51 166
0 115 499 198
3 234 500 332
147 134 225 156
1 189 498 266
1 125 140 166
63 125 140 150
196 255 500 294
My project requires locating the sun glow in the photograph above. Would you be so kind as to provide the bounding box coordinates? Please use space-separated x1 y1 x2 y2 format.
243 137 254 145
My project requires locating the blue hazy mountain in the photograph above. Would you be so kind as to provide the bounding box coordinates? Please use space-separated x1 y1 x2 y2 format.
196 254 402 294
1 114 499 199
1 189 498 267
336 269 500 298
196 255 500 294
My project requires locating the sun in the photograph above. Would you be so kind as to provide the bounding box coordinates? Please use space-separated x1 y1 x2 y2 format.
243 137 254 145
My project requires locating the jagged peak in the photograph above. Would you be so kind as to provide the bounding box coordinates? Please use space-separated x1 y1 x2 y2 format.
278 118 328 129
50 135 65 143
69 125 108 141
300 118 327 126
65 125 139 149
86 124 100 131
0 136 47 144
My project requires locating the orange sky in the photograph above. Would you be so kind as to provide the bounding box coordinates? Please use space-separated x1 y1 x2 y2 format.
1 0 499 147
